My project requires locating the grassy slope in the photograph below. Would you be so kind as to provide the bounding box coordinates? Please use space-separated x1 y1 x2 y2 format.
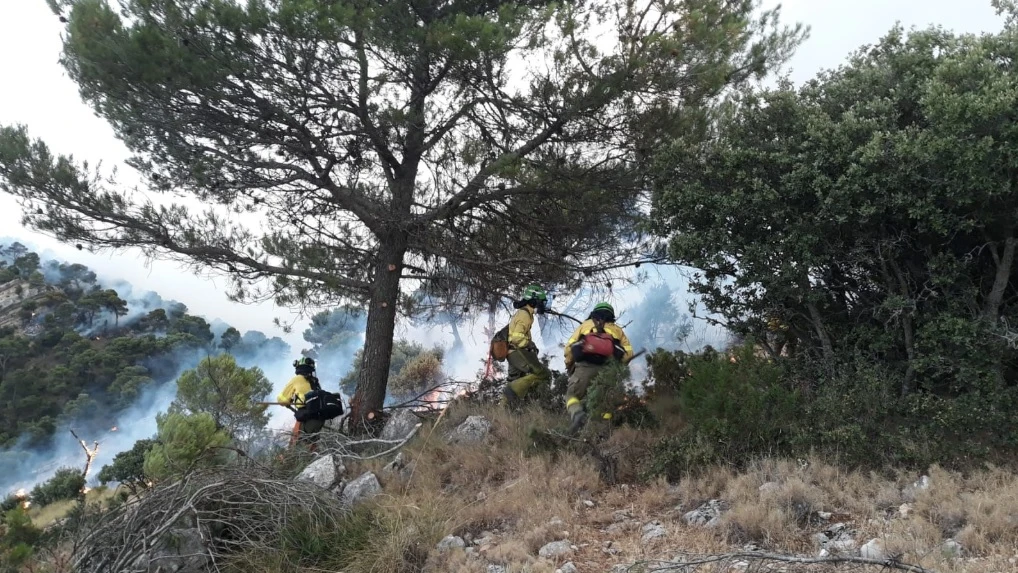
324 402 1018 573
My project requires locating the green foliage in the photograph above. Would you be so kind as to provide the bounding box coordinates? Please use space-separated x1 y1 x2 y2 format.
29 467 85 506
649 344 801 478
143 412 231 481
801 363 1018 468
340 339 445 398
647 17 1018 472
587 361 659 430
222 505 377 573
171 354 272 438
97 438 156 491
0 243 290 448
0 506 41 569
0 0 804 417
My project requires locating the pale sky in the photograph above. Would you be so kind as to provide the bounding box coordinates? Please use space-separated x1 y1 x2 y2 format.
0 0 1006 352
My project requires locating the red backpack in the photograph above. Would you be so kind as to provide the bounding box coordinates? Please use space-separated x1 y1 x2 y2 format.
581 332 616 357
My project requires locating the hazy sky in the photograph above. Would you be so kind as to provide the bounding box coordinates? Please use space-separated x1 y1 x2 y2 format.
0 0 1006 352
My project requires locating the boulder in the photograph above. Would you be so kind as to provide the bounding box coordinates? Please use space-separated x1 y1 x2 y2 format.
381 409 421 441
340 471 382 507
448 415 492 444
683 499 727 527
641 520 667 544
557 562 578 573
295 455 344 490
538 540 573 559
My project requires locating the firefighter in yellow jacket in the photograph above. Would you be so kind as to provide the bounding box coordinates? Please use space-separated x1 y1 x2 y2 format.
563 302 633 434
277 356 324 449
502 284 552 406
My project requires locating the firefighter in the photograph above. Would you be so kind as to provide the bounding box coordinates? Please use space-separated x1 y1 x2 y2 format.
277 356 324 449
563 302 634 434
501 284 552 406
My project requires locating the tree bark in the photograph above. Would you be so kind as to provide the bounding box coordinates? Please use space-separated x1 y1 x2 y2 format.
984 236 1016 322
348 232 408 433
805 301 834 363
888 258 918 396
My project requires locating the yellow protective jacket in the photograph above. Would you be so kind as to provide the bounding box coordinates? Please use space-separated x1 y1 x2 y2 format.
277 374 314 408
507 306 536 350
564 319 634 366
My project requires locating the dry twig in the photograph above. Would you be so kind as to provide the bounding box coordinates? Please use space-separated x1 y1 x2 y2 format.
622 551 937 573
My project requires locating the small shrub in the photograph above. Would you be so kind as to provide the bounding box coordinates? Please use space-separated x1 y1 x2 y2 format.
584 361 658 430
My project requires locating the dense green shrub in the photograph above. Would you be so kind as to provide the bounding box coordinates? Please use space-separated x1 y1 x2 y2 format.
801 362 1018 469
29 467 85 506
648 344 802 478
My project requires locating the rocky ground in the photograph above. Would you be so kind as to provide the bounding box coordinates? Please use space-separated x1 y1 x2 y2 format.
282 404 1018 573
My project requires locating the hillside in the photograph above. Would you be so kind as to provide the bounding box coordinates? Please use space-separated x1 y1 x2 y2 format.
0 241 292 492
10 395 1017 573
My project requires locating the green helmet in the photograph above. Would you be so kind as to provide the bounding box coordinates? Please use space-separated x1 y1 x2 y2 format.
593 302 614 314
293 356 316 370
521 284 548 301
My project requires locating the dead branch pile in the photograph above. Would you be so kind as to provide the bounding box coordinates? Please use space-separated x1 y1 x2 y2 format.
314 422 422 461
71 466 348 573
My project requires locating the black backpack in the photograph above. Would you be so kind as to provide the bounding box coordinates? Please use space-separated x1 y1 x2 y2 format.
294 375 344 422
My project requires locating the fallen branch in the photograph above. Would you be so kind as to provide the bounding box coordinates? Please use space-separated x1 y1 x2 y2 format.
624 550 937 573
315 422 423 461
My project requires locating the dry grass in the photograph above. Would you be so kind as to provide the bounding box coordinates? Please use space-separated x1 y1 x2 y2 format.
294 402 1018 573
28 485 119 528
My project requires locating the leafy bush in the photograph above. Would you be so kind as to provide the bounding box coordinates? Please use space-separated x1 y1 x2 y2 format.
649 343 801 478
584 361 658 430
98 438 156 492
29 467 85 506
801 362 1018 469
143 412 231 480
0 507 41 569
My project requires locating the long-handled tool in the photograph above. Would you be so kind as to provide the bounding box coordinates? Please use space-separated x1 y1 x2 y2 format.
623 349 647 364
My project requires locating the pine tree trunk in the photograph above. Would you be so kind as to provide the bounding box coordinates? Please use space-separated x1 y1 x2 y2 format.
349 233 408 434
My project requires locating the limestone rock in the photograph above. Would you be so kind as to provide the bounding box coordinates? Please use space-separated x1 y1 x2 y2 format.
641 520 667 544
683 499 727 527
942 539 963 557
448 415 492 444
381 409 421 441
860 538 886 560
557 562 578 573
340 471 381 507
538 540 573 559
295 455 344 490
